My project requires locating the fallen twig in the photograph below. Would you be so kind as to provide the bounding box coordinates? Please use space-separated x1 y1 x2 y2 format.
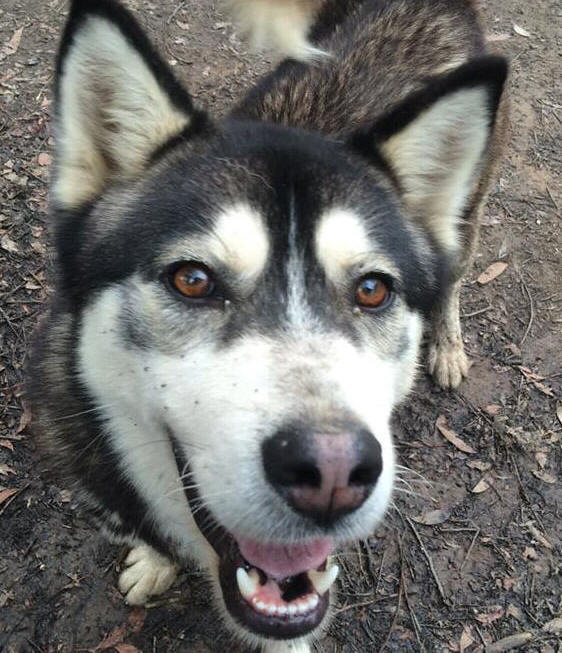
406 517 448 605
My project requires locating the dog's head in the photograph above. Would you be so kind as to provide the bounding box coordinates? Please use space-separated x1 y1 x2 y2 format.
51 0 506 645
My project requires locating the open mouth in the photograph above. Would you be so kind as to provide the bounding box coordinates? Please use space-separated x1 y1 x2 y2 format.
170 436 338 639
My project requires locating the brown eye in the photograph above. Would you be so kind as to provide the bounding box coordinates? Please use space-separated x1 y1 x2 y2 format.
355 275 392 310
171 263 215 299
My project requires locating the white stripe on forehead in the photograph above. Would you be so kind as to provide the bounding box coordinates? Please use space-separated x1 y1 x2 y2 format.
315 207 371 280
286 192 319 330
208 203 269 281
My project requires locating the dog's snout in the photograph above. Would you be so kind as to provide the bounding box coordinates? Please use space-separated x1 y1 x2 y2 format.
262 427 382 526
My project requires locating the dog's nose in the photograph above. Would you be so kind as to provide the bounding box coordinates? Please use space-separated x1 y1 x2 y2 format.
262 427 382 526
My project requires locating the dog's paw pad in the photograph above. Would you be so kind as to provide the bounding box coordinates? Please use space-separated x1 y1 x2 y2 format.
428 340 469 389
118 545 178 605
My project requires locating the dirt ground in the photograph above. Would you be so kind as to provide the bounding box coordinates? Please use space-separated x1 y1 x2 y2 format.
0 0 561 651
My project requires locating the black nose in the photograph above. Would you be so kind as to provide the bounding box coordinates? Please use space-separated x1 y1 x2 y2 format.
262 426 382 526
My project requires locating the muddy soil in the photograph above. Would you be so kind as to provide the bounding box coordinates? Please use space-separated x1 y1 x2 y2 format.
0 1 560 652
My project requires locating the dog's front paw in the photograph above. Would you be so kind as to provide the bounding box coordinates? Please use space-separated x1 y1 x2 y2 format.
118 544 178 605
428 339 469 389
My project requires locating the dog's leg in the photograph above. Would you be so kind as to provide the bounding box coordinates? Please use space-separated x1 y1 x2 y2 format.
118 543 178 605
427 278 469 389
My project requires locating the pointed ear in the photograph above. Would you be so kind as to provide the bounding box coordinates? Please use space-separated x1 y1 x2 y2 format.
350 56 508 255
54 0 207 209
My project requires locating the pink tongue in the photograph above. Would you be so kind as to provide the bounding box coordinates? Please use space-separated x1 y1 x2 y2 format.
237 537 334 580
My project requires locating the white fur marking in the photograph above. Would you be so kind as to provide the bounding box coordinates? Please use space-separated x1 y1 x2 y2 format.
209 204 270 282
315 208 370 280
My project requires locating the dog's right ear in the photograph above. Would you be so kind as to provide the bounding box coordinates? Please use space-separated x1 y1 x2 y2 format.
54 0 207 209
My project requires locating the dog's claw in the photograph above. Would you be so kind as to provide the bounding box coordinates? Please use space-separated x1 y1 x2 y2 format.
118 544 178 605
428 339 470 389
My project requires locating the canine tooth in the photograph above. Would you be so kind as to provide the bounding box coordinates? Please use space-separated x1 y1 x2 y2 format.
256 601 266 611
298 601 309 615
308 565 339 596
309 594 319 609
236 567 259 600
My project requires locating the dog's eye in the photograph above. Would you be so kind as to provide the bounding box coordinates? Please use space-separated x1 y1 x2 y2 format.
355 275 392 310
170 262 215 299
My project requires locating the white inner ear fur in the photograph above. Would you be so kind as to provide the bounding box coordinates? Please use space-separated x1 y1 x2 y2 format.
209 204 270 282
381 87 490 254
55 16 190 208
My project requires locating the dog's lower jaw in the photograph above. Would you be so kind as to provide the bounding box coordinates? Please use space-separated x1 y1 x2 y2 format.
428 279 470 389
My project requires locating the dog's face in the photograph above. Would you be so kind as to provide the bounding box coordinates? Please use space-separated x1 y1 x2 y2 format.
50 1 506 646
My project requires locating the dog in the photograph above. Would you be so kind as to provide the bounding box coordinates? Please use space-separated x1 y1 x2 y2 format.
28 0 508 651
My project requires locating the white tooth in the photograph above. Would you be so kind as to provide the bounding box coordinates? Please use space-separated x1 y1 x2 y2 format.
256 601 266 612
298 601 308 615
309 595 319 610
236 567 260 600
308 565 340 596
266 604 277 615
288 604 298 616
278 605 288 616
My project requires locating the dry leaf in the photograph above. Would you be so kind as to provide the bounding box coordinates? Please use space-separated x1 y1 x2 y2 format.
487 633 532 652
1 234 19 253
472 478 490 494
518 366 544 381
0 440 15 452
459 625 474 653
487 32 511 43
506 604 523 621
505 343 522 358
16 405 31 434
468 460 492 472
557 402 562 426
2 27 23 56
523 547 538 560
127 607 146 633
95 624 127 651
477 261 507 285
436 415 476 454
114 645 143 653
532 381 554 397
526 523 553 550
476 606 505 625
37 152 52 166
0 464 16 476
542 617 562 634
0 487 18 506
532 470 556 484
176 20 190 30
535 452 547 469
485 404 502 416
513 24 531 37
412 508 451 525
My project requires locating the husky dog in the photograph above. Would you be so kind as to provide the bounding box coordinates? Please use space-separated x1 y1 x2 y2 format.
28 0 507 650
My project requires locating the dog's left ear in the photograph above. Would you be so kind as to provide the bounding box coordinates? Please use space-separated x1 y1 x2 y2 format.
350 56 508 256
54 0 207 209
